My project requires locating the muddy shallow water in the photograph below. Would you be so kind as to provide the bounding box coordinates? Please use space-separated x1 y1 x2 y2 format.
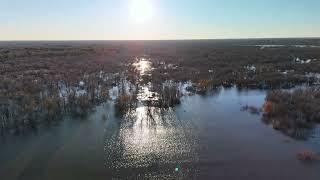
0 86 319 180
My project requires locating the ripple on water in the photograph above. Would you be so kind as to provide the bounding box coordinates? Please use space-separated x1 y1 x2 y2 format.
104 57 200 178
104 106 199 177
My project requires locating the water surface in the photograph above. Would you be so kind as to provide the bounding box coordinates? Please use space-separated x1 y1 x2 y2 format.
1 57 319 179
1 86 319 179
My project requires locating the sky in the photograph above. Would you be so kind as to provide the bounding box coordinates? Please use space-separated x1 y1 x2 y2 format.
1 0 320 40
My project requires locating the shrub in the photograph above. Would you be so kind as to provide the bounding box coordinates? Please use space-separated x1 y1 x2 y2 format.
263 87 320 138
114 94 137 117
296 150 318 162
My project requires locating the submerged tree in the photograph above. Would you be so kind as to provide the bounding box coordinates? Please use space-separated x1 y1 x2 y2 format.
263 87 320 138
157 82 181 108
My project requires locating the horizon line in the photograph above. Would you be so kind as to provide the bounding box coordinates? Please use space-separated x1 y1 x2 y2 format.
1 37 320 42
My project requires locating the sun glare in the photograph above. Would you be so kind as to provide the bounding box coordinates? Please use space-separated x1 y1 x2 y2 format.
130 0 154 23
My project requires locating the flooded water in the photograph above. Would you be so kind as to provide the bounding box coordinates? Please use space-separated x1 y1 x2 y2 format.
1 58 320 180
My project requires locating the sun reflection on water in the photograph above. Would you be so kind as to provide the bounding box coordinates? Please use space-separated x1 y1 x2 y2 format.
104 57 198 171
117 106 198 168
133 57 152 76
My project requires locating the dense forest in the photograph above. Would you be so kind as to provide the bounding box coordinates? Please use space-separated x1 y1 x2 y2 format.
1 39 320 134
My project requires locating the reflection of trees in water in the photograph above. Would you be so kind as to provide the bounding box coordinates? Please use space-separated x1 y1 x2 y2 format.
262 116 315 139
262 87 320 139
120 106 175 129
0 72 115 135
105 62 199 176
114 80 182 118
105 104 196 171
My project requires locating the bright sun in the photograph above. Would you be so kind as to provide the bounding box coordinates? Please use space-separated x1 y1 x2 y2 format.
130 0 154 23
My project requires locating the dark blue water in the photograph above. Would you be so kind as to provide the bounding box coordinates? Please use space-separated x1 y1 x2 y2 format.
0 87 319 180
